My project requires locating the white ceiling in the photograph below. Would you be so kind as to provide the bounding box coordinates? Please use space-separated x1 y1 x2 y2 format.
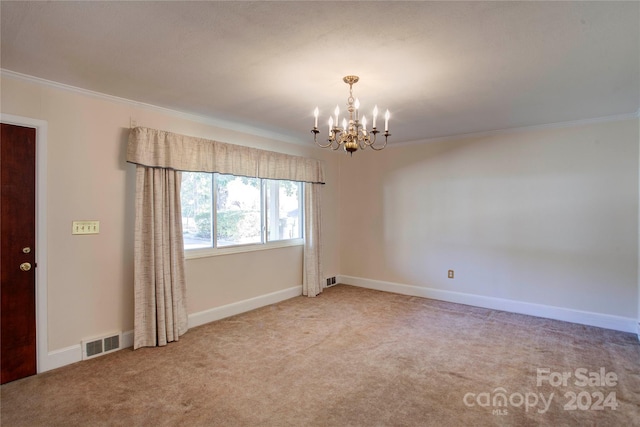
1 1 638 145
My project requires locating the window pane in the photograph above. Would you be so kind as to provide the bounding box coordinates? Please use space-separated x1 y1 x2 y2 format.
216 174 262 247
266 180 302 241
181 172 213 249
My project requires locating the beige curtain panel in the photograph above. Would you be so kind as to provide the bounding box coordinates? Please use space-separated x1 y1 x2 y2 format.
127 126 325 184
133 166 188 349
127 126 326 349
303 182 323 297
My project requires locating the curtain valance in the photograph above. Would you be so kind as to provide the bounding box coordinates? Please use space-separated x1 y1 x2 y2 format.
127 126 325 184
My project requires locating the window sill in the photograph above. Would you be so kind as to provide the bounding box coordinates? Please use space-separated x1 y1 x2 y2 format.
184 238 304 260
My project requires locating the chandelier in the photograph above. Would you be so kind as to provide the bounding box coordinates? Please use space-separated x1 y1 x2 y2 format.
312 75 390 155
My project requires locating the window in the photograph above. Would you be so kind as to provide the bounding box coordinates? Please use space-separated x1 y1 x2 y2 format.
181 172 303 252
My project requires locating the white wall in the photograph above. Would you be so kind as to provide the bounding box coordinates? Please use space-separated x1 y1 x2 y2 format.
2 70 637 371
0 74 341 356
339 119 639 326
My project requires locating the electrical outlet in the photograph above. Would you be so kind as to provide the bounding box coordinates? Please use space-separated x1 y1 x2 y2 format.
448 270 454 279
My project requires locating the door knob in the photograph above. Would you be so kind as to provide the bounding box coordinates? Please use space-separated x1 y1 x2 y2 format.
20 262 32 272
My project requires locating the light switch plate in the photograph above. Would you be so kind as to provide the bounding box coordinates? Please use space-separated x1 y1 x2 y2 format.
72 220 100 235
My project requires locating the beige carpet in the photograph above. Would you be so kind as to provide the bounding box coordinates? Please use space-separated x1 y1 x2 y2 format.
1 285 639 426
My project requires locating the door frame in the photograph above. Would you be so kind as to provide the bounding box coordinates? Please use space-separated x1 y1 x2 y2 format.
1 114 48 373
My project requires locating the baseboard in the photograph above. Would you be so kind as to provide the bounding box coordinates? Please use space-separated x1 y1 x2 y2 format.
38 280 631 371
41 344 82 372
339 275 637 334
122 329 134 349
188 285 303 328
39 288 300 373
40 329 134 373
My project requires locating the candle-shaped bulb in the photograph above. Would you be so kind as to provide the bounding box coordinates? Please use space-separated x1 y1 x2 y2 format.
313 107 319 128
342 118 348 131
362 115 367 131
354 98 360 110
384 109 390 132
329 116 334 130
334 105 340 126
372 105 379 128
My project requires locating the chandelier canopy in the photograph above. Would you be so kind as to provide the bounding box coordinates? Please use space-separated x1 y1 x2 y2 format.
312 75 390 155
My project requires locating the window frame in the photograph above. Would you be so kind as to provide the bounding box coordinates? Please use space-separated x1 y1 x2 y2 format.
182 172 304 259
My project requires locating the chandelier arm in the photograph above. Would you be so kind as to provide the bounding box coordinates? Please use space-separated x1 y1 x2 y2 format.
363 129 378 147
358 132 369 149
331 128 344 150
317 141 335 149
369 132 389 151
312 129 336 149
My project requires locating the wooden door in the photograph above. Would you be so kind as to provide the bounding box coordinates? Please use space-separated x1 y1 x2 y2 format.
1 123 37 384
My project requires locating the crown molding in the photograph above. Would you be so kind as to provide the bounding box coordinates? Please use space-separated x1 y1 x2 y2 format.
3 68 637 149
0 68 304 146
392 111 640 148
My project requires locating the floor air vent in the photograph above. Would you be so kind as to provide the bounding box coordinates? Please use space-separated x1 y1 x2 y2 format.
82 333 122 360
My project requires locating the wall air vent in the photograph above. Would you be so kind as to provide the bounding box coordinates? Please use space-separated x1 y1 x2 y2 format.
104 335 120 352
85 339 102 358
82 332 122 360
